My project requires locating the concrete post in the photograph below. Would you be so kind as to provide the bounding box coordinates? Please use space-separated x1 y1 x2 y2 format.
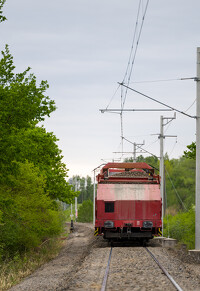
93 170 96 226
70 203 74 232
195 47 200 249
133 143 136 162
160 116 164 233
75 178 78 222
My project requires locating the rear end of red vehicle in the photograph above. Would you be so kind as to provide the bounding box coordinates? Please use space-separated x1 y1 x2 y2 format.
95 162 162 242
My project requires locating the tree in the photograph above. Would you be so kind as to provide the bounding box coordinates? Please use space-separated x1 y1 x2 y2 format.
0 45 56 133
124 154 195 210
1 126 76 203
124 155 159 173
0 0 6 23
77 200 93 223
0 45 76 203
165 157 195 209
0 161 65 257
0 2 77 259
183 142 196 160
70 176 94 203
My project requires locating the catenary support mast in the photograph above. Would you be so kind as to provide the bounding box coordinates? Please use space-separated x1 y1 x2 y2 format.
75 177 78 222
160 116 164 232
159 115 176 233
93 169 96 226
196 47 200 249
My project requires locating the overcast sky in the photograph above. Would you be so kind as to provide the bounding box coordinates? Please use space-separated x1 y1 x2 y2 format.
1 0 200 177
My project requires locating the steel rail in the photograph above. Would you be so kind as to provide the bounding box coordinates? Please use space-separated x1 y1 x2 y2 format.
145 247 183 291
101 247 113 291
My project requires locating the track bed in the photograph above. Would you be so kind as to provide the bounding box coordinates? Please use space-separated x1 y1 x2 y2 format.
9 223 200 291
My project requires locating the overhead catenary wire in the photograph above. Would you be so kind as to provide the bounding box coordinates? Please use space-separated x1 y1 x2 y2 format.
122 0 142 84
144 137 159 148
105 84 121 110
104 77 196 111
168 138 178 158
119 83 196 119
130 78 182 84
184 98 196 113
165 168 188 211
104 0 145 111
122 0 150 109
122 136 159 159
129 77 196 84
136 143 159 159
119 0 142 155
118 0 150 156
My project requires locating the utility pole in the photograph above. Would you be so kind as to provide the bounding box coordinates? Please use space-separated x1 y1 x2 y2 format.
114 137 145 162
93 170 96 226
159 114 176 233
195 47 200 249
75 177 78 222
133 143 136 162
93 164 106 226
160 115 164 232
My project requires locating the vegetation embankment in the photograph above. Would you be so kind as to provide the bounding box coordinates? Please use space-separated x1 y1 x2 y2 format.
0 45 77 258
163 208 195 249
163 143 196 249
64 200 93 223
77 200 93 223
0 236 66 291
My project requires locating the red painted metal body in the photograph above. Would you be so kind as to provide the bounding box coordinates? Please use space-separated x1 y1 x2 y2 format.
95 162 162 240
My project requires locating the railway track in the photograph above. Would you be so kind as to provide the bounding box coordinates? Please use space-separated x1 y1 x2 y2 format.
101 246 183 291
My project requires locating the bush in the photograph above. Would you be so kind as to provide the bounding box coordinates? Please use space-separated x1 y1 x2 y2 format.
77 200 93 223
0 161 65 258
163 207 195 249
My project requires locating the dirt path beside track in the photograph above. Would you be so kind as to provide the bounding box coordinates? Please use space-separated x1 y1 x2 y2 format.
9 223 101 291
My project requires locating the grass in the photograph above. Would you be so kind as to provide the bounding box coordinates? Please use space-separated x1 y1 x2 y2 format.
163 207 195 249
0 204 82 291
0 232 68 291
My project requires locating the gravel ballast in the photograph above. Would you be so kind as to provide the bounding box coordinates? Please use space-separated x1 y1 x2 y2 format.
9 223 200 291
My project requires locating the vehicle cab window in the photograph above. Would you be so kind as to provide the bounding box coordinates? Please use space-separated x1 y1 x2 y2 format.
105 202 114 213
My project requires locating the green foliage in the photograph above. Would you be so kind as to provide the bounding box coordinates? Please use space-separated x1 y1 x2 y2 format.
0 45 76 203
0 237 64 290
0 0 6 23
0 162 65 258
0 44 76 259
126 154 195 210
1 126 76 203
165 157 195 209
0 45 56 132
70 176 94 203
163 208 195 249
124 155 159 173
183 142 196 160
77 200 93 223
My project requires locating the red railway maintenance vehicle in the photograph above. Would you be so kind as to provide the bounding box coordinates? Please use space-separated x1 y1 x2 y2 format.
95 162 162 243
